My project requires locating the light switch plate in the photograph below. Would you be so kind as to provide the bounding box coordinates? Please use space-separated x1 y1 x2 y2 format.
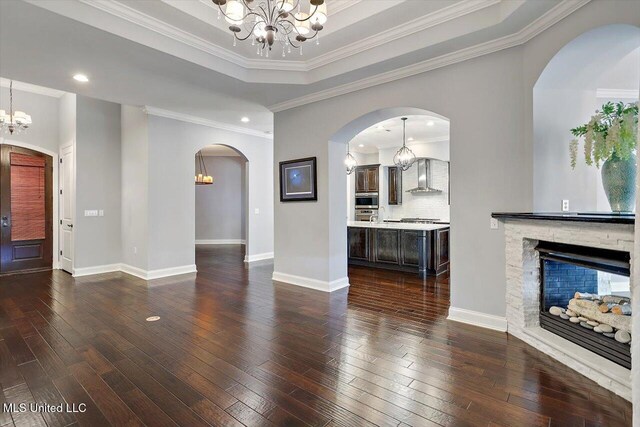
84 210 98 217
562 199 569 212
254 208 260 215
99 210 104 217
490 217 499 230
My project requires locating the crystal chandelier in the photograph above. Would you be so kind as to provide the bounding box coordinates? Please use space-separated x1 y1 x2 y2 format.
1 81 32 135
211 0 327 57
345 141 357 175
393 117 416 171
195 151 214 185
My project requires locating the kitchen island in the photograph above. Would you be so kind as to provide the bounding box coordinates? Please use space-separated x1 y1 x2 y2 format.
347 221 449 278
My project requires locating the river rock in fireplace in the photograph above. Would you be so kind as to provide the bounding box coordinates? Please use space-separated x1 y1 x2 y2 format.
549 295 632 346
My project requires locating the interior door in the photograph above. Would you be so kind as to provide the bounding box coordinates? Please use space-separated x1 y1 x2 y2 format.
59 145 74 273
0 145 53 274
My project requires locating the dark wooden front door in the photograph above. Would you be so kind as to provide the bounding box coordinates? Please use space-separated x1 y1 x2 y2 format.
0 145 53 274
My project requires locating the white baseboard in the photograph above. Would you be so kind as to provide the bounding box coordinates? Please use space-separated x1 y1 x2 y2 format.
244 252 274 263
73 263 197 281
146 264 197 280
272 271 350 292
121 263 197 280
119 264 149 280
195 239 246 245
72 264 121 277
447 307 507 332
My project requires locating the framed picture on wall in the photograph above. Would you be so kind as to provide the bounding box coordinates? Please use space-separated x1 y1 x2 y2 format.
279 157 317 202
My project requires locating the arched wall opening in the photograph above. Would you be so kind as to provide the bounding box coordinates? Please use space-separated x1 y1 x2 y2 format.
329 106 451 286
194 144 248 252
533 24 640 212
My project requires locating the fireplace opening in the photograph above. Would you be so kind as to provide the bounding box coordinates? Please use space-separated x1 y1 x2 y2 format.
536 241 631 369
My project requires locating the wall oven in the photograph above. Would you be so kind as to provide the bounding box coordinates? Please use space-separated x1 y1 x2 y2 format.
355 192 379 209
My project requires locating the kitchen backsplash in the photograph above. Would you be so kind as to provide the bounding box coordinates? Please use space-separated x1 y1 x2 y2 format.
385 159 450 222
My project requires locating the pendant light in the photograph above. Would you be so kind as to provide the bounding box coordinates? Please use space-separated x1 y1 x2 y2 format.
393 117 416 171
345 141 357 175
195 151 214 185
0 80 32 135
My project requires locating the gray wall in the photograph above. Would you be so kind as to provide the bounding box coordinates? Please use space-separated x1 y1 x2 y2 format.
195 155 246 242
273 0 640 317
0 86 60 153
121 105 149 270
74 96 122 268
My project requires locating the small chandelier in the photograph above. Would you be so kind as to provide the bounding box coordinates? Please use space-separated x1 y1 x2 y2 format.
211 0 327 57
1 81 32 135
195 151 214 185
345 141 357 175
393 117 416 171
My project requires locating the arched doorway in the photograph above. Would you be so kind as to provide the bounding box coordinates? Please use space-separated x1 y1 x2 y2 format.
194 144 249 263
329 107 452 287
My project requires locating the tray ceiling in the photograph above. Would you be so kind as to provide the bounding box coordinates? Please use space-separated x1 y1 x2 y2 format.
23 0 563 84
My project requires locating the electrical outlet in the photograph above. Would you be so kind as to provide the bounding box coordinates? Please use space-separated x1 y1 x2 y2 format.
254 208 260 215
99 210 104 217
490 217 499 230
133 247 137 254
562 199 569 212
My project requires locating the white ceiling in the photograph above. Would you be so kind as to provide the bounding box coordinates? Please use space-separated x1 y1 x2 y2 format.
350 114 449 154
0 0 589 132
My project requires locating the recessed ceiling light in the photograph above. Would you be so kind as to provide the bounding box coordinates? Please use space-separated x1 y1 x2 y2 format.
426 121 435 126
376 125 384 130
358 144 364 147
241 117 250 123
73 74 89 83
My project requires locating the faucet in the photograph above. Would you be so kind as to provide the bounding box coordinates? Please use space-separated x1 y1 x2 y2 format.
369 214 379 223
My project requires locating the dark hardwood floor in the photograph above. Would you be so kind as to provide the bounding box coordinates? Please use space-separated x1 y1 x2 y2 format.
0 245 632 426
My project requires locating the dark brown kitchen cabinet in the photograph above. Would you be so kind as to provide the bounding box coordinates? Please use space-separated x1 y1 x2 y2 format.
435 228 450 271
348 227 370 261
348 226 449 277
355 165 379 193
373 229 400 264
400 230 420 267
387 166 402 205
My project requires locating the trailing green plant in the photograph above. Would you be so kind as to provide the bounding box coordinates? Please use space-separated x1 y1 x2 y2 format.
570 101 638 169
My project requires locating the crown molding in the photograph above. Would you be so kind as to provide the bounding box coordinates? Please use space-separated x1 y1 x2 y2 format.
143 106 273 140
596 88 639 100
76 0 306 73
0 77 66 98
305 0 501 70
65 0 527 77
269 0 591 112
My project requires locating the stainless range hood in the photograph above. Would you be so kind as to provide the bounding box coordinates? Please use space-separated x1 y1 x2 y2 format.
406 158 442 193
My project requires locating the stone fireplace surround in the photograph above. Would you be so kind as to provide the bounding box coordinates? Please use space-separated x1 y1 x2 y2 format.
496 215 634 401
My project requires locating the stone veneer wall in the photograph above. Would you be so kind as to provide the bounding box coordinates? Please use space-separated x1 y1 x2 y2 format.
503 219 634 400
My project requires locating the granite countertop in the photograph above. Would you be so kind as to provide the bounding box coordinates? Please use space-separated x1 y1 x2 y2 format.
491 212 634 224
348 221 450 231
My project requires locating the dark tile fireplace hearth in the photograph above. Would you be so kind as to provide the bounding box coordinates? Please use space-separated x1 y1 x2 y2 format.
537 241 631 369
